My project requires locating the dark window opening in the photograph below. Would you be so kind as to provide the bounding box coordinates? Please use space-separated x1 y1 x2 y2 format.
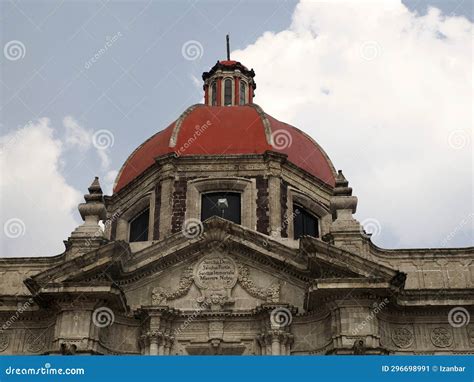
201 192 241 224
211 81 217 106
129 208 149 242
293 205 319 239
224 79 232 106
239 81 246 105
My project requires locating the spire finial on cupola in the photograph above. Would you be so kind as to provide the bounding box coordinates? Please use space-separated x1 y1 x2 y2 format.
202 37 257 106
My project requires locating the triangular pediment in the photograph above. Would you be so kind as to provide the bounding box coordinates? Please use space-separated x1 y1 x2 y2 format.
26 217 405 303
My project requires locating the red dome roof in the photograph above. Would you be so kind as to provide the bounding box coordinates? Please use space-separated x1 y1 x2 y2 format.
114 104 336 192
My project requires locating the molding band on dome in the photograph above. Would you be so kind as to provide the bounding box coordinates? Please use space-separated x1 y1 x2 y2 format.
169 104 202 148
246 103 273 146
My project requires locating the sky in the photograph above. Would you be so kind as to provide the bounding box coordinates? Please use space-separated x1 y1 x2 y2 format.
0 0 472 258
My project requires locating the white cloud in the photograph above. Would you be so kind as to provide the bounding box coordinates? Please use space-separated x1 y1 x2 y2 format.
190 74 202 89
62 115 113 171
103 169 118 195
0 119 82 257
234 0 473 248
97 149 111 171
0 117 119 257
63 115 92 151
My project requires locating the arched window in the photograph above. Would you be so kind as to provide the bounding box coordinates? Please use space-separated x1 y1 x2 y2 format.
239 81 247 105
293 205 319 239
129 208 149 242
211 81 217 106
201 192 241 224
224 78 232 106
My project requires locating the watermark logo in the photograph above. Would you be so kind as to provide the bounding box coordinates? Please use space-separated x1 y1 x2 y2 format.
359 41 382 61
181 40 203 61
3 218 26 239
270 307 293 328
92 307 114 328
360 217 382 238
448 307 470 328
182 218 204 239
271 129 292 150
4 40 26 61
448 129 470 150
92 129 114 150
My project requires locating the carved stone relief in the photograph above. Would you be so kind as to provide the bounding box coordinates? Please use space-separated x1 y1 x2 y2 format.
151 254 281 309
391 327 414 348
194 254 238 308
430 327 453 348
25 333 46 353
151 265 194 305
237 264 280 303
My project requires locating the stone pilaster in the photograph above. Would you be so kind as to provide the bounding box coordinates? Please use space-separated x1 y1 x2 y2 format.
258 302 295 355
156 156 176 239
264 151 286 238
138 306 177 356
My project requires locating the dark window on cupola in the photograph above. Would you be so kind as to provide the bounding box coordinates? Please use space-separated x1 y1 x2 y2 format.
224 78 232 106
211 81 217 106
239 81 247 105
129 208 149 242
201 192 241 224
293 205 319 239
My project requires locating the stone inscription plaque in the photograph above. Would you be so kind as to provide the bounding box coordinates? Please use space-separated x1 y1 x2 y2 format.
194 254 238 290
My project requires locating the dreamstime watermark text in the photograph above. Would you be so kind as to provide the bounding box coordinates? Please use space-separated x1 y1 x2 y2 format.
174 121 212 156
85 32 122 70
4 363 84 376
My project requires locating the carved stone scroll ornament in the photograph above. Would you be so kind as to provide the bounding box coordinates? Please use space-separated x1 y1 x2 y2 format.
391 327 414 349
151 260 281 306
237 265 280 303
151 265 194 305
430 327 453 348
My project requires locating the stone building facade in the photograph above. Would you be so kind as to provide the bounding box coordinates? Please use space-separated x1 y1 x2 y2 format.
0 58 472 356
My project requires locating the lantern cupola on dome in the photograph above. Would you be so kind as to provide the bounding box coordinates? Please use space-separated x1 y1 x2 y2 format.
202 35 256 106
